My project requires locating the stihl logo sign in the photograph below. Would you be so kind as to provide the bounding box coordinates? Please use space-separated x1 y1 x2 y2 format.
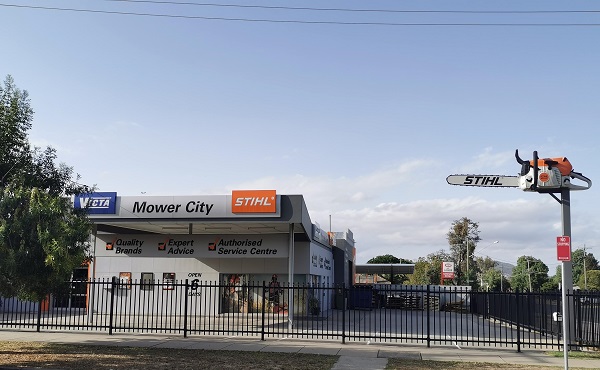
463 176 505 186
232 190 277 213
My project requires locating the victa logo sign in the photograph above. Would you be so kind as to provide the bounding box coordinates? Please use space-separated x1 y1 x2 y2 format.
231 190 276 213
74 192 117 214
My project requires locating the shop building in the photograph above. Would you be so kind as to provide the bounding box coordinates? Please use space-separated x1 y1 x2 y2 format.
76 190 356 315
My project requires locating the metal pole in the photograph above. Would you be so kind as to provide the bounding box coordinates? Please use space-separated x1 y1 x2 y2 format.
288 223 295 332
561 188 573 368
561 263 569 370
184 279 189 338
426 284 431 348
89 224 98 324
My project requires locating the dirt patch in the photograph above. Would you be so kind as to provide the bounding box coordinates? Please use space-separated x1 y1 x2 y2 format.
0 342 337 370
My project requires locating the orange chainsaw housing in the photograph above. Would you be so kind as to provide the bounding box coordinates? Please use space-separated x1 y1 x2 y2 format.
531 157 573 176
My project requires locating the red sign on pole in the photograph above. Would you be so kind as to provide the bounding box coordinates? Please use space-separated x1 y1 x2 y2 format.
441 261 455 279
557 236 571 261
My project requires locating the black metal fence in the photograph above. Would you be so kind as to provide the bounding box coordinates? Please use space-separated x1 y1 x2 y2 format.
1 279 599 351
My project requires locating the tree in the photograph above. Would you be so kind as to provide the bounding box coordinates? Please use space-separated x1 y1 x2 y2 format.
551 265 562 288
446 217 481 286
571 248 599 288
0 75 92 301
481 268 509 292
366 254 412 284
1 76 33 186
475 256 497 273
540 280 558 292
510 256 549 292
407 250 452 285
577 270 600 291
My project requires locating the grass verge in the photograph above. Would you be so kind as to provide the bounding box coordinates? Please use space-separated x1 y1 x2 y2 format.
546 350 600 359
386 359 596 370
0 341 338 370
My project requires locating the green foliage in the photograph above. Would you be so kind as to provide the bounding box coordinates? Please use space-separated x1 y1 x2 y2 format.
481 268 506 291
408 250 452 285
366 254 413 284
1 76 33 186
571 248 599 286
475 256 497 273
0 75 92 301
577 270 600 291
540 280 558 292
367 254 401 264
510 256 549 292
446 217 481 286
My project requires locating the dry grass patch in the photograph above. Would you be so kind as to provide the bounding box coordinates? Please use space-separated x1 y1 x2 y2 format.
0 341 337 370
387 359 594 370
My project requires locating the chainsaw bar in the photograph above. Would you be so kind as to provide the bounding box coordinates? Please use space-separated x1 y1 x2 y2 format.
446 175 519 188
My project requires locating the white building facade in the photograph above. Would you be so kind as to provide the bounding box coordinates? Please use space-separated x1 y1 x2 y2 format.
76 190 355 315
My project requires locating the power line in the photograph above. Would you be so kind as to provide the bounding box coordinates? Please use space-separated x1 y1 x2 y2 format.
94 0 600 15
2 3 600 26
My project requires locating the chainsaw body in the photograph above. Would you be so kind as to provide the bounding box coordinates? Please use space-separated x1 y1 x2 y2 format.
516 151 591 193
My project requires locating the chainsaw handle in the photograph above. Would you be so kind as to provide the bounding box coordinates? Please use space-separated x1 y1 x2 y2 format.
532 151 539 191
567 171 592 191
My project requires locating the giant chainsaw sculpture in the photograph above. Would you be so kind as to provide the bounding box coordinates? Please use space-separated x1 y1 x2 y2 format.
446 150 592 194
446 149 592 354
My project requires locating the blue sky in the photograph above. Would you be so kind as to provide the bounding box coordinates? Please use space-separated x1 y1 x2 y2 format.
2 1 600 271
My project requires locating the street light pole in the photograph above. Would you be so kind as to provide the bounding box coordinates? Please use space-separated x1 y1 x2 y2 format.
467 240 499 289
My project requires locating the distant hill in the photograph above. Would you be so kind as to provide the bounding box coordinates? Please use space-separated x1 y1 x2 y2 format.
496 260 515 276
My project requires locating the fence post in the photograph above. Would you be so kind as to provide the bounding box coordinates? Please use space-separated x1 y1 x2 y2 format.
516 289 521 352
36 298 43 333
576 290 584 348
261 281 266 341
341 286 346 344
109 276 117 335
426 285 431 348
184 279 189 338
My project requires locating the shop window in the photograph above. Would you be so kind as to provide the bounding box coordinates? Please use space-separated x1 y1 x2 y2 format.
119 272 131 289
141 272 154 291
163 272 176 290
221 274 250 313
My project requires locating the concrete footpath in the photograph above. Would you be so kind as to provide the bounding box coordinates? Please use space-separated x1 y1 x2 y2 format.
1 330 600 370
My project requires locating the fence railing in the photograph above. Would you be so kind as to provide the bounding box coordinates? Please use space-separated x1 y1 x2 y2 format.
1 279 599 351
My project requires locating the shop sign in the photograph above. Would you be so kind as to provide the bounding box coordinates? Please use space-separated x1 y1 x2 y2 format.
231 190 277 213
97 234 289 258
74 192 117 214
324 258 331 271
441 261 455 279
